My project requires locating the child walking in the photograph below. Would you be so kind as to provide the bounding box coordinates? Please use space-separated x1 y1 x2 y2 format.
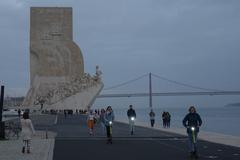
20 111 35 153
87 110 95 135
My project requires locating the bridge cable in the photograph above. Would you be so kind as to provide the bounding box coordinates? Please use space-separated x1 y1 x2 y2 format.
151 73 224 92
103 73 149 90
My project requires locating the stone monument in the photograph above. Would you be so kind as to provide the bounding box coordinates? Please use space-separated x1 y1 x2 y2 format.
22 7 103 110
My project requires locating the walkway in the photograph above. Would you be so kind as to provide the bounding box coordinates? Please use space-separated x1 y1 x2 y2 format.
0 114 56 160
48 114 240 160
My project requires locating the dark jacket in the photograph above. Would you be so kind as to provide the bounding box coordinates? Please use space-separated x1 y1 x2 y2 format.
182 113 202 133
127 109 136 118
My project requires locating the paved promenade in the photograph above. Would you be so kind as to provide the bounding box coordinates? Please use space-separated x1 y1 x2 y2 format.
0 115 56 160
1 114 240 160
51 114 240 160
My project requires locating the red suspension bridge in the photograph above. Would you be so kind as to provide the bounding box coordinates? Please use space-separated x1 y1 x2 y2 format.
97 73 240 107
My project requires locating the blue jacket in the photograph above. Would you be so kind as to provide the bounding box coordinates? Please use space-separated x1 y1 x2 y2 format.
104 111 115 126
182 113 202 133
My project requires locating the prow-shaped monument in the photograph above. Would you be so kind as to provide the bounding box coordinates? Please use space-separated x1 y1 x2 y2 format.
22 7 103 110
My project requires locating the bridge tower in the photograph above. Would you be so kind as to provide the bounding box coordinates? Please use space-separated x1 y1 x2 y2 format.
149 73 152 109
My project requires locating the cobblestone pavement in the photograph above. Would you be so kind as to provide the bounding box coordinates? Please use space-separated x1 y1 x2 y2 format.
0 114 56 160
0 131 55 160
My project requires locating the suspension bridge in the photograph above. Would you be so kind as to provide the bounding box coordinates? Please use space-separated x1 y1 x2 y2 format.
97 73 240 107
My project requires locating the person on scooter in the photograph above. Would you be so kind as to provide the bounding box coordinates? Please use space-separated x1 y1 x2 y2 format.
127 105 136 135
183 106 202 158
104 106 115 144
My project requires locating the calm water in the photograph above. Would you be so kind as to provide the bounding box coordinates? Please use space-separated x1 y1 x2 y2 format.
112 107 240 137
93 96 240 136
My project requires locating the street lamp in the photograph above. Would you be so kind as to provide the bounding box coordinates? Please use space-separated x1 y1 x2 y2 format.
0 85 5 139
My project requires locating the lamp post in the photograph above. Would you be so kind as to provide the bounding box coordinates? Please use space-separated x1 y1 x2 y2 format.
0 85 5 139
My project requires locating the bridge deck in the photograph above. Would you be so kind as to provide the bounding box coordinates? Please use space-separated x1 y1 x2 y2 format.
97 91 240 98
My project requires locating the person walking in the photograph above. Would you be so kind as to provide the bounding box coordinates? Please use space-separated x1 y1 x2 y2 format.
20 111 35 154
127 105 136 135
162 111 167 128
182 106 202 159
99 109 106 135
149 109 155 127
64 110 67 119
18 109 21 118
166 112 171 128
104 106 115 144
87 110 95 135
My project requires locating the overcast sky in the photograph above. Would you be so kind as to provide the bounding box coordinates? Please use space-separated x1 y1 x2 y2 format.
0 0 240 107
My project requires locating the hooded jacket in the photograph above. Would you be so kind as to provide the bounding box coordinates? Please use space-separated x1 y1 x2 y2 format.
182 113 202 133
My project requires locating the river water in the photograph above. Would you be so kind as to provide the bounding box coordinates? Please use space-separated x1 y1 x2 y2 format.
93 96 240 137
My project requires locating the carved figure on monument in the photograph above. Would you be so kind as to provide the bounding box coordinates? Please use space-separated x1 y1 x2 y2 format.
22 7 104 110
95 65 103 81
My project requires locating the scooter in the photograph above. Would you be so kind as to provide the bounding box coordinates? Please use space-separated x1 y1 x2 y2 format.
130 117 135 135
107 121 113 144
190 126 198 159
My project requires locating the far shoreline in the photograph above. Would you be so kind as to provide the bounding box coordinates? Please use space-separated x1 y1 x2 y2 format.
224 103 240 108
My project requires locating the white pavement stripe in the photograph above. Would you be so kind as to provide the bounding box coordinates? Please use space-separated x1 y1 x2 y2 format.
54 115 58 125
47 139 55 160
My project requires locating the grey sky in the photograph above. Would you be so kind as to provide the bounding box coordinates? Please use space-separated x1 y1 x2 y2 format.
0 0 240 107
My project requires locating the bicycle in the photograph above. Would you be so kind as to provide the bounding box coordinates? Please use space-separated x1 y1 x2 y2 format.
4 121 21 139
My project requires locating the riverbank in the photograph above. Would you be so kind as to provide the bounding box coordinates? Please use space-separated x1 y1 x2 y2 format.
115 118 240 148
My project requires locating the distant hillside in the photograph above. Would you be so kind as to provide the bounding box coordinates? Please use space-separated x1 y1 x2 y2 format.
225 103 240 107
